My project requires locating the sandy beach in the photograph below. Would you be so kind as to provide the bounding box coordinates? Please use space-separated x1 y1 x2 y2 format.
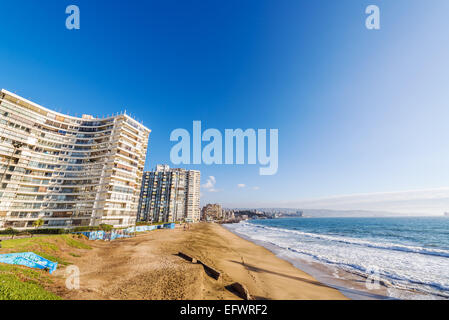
52 223 347 300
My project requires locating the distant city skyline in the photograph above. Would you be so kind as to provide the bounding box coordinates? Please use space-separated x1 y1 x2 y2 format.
1 1 449 215
225 187 449 216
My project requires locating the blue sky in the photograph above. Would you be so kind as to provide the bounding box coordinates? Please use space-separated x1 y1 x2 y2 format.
1 0 449 213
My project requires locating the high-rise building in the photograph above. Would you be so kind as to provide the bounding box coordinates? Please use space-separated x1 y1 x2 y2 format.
185 170 201 222
137 165 201 223
0 89 150 230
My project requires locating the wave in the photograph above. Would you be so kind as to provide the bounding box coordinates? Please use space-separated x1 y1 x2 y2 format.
226 222 449 299
243 222 449 259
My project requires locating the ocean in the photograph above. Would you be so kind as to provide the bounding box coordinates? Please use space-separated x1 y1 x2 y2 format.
224 217 449 300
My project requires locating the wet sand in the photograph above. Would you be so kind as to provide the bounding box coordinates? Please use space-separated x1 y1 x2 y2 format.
225 227 391 300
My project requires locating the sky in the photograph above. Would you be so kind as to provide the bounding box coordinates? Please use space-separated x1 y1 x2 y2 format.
1 0 449 214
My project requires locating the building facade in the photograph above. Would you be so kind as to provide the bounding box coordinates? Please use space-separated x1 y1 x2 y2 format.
201 204 223 221
202 204 235 221
0 89 150 230
185 170 201 222
137 165 201 223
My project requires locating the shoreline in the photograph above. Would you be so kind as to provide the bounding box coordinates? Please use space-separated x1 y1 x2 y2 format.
47 222 347 300
185 222 348 300
222 223 390 300
4 222 433 300
223 222 447 300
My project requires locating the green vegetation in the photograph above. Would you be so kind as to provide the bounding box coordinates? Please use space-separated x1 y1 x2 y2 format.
0 264 60 300
72 226 101 232
1 235 92 266
61 235 91 250
0 228 20 238
3 236 64 266
72 224 113 232
32 219 44 229
2 236 58 250
31 228 67 235
0 234 93 300
0 228 68 236
136 221 177 226
36 252 68 266
99 224 113 232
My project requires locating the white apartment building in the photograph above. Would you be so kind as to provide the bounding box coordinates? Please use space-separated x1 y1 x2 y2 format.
0 89 150 229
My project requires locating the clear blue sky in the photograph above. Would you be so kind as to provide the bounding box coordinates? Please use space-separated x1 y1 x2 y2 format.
1 0 449 212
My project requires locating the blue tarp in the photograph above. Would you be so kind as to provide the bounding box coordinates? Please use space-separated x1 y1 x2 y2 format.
0 252 58 274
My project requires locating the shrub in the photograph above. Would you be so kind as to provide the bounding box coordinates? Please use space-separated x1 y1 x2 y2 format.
29 229 67 235
136 222 170 226
99 224 113 232
72 226 100 232
0 228 19 236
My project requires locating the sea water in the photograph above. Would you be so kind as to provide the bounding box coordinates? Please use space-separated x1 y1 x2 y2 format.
225 217 449 299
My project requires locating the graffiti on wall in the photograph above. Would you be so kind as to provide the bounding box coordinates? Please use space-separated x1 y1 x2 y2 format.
81 223 176 241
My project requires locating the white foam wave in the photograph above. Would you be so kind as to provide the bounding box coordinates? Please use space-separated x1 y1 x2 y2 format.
225 222 449 299
246 223 449 258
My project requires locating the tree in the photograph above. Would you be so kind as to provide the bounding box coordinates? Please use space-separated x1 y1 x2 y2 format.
4 228 19 239
33 219 44 229
32 219 44 237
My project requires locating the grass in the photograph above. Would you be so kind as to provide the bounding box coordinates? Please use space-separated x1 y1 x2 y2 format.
0 233 92 300
36 252 69 266
1 236 70 266
0 264 61 300
1 235 91 265
1 235 60 250
61 235 92 250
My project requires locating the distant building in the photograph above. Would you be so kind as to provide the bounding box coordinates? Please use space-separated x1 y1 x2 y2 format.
202 204 223 221
222 209 235 221
445 212 449 217
137 165 201 223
